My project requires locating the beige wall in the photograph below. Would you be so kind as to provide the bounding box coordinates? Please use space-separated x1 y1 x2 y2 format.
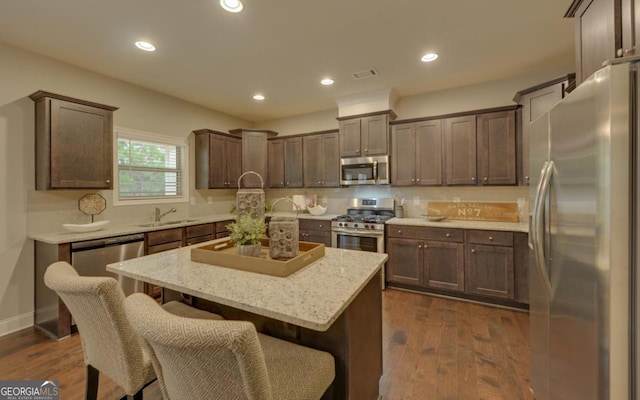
0 42 251 335
255 64 573 135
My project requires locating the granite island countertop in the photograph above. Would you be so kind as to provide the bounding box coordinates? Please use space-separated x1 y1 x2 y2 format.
386 217 529 233
106 238 386 332
29 212 340 244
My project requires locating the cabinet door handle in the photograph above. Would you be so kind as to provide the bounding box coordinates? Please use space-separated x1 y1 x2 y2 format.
364 148 368 152
471 249 476 254
471 177 476 181
483 176 488 182
416 178 420 182
318 180 322 184
105 179 111 183
525 175 529 181
411 179 415 182
418 244 422 249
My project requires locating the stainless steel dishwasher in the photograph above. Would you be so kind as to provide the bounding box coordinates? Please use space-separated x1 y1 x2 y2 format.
71 233 145 296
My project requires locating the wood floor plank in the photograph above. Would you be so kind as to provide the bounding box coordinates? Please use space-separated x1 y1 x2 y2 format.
0 289 532 400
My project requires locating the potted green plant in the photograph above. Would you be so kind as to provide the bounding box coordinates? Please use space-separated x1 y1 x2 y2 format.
226 215 267 257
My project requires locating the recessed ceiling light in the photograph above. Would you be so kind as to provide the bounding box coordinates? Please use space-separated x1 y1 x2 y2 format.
421 53 438 62
135 41 156 52
220 0 243 13
320 78 334 86
253 94 265 101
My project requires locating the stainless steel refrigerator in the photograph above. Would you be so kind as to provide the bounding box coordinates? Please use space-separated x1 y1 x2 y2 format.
529 59 637 400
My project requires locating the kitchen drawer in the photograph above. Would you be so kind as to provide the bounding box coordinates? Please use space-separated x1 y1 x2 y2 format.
147 228 183 246
215 220 233 234
147 240 182 254
299 219 330 232
466 230 513 246
186 223 214 239
386 225 463 242
186 234 215 246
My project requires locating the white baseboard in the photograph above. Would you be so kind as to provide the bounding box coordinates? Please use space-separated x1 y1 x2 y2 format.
0 312 34 337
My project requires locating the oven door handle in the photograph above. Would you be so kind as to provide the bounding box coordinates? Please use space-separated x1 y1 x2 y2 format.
332 228 384 237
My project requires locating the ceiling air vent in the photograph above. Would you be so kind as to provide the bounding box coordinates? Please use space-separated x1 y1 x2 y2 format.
352 68 378 80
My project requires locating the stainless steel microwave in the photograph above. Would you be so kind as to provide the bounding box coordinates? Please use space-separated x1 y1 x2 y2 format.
340 155 389 185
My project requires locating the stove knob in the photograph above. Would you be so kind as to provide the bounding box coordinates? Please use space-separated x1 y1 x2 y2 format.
364 224 369 229
354 223 359 228
338 222 343 227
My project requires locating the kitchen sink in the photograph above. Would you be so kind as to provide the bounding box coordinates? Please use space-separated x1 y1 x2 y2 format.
135 219 200 228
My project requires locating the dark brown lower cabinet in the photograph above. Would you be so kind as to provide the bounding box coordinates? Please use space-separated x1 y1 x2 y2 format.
386 238 423 286
299 219 331 246
465 243 514 299
424 240 465 292
386 227 465 292
386 224 528 307
145 228 184 298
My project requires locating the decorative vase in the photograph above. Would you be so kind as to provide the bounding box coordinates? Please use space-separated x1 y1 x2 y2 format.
237 243 261 257
236 171 265 221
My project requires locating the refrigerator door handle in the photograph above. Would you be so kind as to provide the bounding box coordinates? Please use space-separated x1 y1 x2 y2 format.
534 161 554 299
530 161 549 251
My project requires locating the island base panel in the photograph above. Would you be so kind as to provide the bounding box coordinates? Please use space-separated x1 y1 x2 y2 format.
163 271 383 400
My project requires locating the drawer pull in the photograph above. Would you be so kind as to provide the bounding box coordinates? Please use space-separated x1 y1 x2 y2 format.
398 230 402 234
471 249 476 254
319 224 323 228
445 233 451 237
489 236 493 241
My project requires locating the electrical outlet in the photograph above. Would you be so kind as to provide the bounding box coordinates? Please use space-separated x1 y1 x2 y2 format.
190 196 196 205
413 196 420 206
453 197 461 203
207 196 213 205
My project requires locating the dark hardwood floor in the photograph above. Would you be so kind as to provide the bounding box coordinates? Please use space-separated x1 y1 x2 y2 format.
0 289 532 400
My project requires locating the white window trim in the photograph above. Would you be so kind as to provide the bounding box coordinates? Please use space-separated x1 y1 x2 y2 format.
113 126 189 206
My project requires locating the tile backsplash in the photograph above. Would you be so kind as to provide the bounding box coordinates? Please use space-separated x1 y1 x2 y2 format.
27 185 529 234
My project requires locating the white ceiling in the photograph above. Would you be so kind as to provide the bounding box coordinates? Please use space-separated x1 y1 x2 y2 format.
0 0 575 122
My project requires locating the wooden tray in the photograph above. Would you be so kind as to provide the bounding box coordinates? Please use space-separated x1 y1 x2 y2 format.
191 238 325 277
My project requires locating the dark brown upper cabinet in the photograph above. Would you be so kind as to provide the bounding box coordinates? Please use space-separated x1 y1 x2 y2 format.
194 129 242 189
303 131 340 187
337 110 396 157
267 139 285 188
391 120 443 186
29 91 118 190
565 0 638 85
476 110 517 185
444 115 477 185
230 129 278 188
514 75 574 185
284 137 304 188
267 137 303 188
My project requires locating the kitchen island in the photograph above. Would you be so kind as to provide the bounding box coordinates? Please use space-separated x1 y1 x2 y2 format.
107 239 387 400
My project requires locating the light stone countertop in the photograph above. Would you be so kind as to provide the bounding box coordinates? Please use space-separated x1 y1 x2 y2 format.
106 239 387 332
29 213 340 244
386 217 529 233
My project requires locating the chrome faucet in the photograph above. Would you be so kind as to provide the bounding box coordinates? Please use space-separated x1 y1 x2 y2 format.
155 207 176 223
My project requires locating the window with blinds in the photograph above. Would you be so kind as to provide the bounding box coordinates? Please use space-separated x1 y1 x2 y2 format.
114 128 188 204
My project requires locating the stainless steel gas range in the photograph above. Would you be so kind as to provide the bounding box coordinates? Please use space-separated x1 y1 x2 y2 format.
331 198 394 288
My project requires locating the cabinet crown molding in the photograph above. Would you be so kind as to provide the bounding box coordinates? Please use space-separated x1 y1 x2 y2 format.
28 90 118 111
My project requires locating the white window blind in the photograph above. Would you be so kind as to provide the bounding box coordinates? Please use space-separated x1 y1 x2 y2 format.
115 128 187 202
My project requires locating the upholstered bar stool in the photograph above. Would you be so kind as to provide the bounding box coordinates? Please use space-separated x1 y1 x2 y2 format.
44 261 223 400
123 293 336 400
